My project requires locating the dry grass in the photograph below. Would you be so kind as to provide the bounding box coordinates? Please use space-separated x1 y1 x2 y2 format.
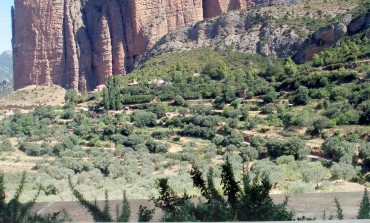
0 85 66 111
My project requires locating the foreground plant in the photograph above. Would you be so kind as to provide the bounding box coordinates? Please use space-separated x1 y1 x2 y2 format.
0 172 65 223
153 157 293 221
68 176 130 222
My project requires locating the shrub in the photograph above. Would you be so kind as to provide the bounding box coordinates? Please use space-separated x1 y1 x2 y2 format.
0 139 13 152
223 107 240 118
263 89 277 103
19 142 48 156
284 181 315 194
357 189 370 219
147 104 167 118
173 95 186 106
331 163 356 181
65 89 78 103
358 100 370 125
330 86 350 101
291 86 310 105
132 111 157 127
266 137 310 160
322 137 355 163
250 136 266 153
359 142 370 168
239 146 259 163
261 104 275 114
306 116 332 135
345 133 360 142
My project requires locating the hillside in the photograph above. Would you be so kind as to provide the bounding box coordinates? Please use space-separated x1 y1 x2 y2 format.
0 51 13 97
0 85 66 111
1 1 370 221
140 0 360 64
1 25 370 205
0 51 12 80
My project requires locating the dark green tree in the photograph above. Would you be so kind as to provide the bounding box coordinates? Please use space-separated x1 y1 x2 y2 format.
357 189 370 219
291 86 310 105
138 205 155 222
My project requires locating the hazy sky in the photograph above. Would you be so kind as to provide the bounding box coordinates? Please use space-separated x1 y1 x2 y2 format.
0 1 13 52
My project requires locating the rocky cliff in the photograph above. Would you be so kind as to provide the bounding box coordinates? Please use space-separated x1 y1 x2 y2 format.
13 0 301 92
139 10 304 64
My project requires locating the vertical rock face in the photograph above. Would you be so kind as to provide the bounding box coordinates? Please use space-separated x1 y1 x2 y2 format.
13 0 300 91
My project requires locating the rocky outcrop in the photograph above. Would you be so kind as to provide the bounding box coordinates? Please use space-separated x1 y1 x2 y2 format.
293 23 347 64
140 10 304 63
13 0 301 92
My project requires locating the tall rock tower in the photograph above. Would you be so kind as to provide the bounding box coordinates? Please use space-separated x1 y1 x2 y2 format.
12 0 300 92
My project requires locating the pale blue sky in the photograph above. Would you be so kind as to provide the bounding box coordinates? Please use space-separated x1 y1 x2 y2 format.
0 1 13 52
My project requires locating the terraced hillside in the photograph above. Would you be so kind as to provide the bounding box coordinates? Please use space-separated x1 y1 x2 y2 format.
0 1 370 221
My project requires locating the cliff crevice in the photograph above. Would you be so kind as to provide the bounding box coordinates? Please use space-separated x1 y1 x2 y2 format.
13 0 301 91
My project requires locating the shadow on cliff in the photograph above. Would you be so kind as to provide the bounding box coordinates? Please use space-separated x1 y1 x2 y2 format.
228 0 242 11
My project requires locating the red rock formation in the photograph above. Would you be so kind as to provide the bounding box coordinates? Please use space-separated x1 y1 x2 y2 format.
13 0 299 92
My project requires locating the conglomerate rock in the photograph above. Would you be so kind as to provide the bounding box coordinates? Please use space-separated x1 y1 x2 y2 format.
13 0 301 92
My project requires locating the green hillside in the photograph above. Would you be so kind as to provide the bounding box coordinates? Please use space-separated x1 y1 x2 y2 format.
1 2 370 221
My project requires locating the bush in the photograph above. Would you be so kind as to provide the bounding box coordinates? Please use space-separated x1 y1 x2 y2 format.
223 107 240 118
284 181 315 194
19 142 49 156
345 133 360 142
0 139 13 152
306 116 332 135
324 102 359 125
331 163 356 181
358 100 370 125
154 157 293 222
250 136 266 153
266 137 310 160
65 89 78 103
173 95 186 106
60 109 76 120
239 146 259 162
322 137 355 163
132 111 157 127
291 86 310 105
330 86 350 101
359 142 370 168
201 61 228 80
263 89 277 103
261 104 275 114
147 104 167 118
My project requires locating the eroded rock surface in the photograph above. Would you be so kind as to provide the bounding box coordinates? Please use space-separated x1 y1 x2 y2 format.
140 11 304 64
13 0 301 91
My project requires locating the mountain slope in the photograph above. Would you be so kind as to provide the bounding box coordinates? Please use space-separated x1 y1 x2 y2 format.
139 0 362 65
0 51 13 97
0 51 13 80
